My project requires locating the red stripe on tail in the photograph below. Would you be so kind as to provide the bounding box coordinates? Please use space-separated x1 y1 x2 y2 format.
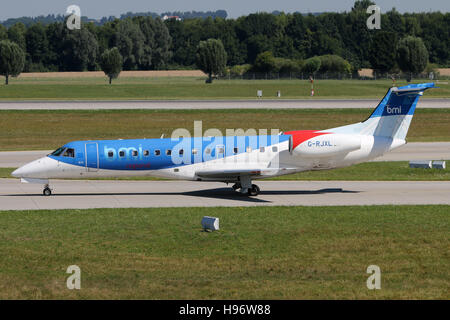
284 130 330 149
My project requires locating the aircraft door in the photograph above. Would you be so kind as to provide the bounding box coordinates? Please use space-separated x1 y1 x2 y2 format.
85 142 99 172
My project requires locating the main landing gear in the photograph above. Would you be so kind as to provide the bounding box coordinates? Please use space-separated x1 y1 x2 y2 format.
232 176 261 196
247 184 260 196
43 185 52 196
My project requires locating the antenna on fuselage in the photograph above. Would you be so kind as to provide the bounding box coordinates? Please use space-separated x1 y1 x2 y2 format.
160 134 165 139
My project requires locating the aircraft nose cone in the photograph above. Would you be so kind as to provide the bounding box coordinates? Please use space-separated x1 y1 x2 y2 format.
11 167 23 178
10 157 51 179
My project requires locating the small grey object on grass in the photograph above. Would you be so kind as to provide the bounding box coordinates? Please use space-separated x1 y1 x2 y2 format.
432 160 446 169
409 160 432 169
202 216 220 231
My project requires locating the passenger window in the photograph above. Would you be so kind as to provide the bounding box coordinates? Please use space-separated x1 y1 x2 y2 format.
246 146 252 153
119 151 125 157
205 148 211 154
63 148 75 158
179 149 184 155
132 150 138 157
272 146 278 152
143 150 150 156
192 149 198 155
108 151 114 158
166 150 172 156
233 147 239 154
155 150 161 156
260 147 265 152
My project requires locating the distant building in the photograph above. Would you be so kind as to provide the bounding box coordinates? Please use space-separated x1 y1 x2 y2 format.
162 15 182 21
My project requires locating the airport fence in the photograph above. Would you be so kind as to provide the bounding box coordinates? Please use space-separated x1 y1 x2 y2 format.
217 71 447 81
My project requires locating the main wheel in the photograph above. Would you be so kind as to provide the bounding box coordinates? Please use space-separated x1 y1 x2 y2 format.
232 183 241 191
247 184 260 196
43 187 52 196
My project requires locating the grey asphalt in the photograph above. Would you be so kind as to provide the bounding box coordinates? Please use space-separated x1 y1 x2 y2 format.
1 179 449 210
372 142 450 161
0 99 449 109
1 142 448 168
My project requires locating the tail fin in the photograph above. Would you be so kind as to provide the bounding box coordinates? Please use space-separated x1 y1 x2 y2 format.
328 83 436 140
360 82 436 139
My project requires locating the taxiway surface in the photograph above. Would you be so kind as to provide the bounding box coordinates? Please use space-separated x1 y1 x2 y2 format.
0 99 449 110
1 179 449 210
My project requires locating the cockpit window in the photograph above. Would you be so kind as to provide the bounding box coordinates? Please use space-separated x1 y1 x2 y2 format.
51 147 66 156
62 148 75 158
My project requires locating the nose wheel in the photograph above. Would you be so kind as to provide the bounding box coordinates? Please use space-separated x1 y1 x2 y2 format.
43 186 52 196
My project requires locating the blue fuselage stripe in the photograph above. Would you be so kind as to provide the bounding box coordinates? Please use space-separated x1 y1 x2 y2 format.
50 135 289 171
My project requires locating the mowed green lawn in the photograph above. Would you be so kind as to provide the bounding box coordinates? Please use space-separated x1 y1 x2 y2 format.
0 205 448 299
0 77 449 100
1 108 449 151
1 161 449 181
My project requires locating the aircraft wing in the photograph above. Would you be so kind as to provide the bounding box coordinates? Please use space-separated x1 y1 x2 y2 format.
195 169 263 179
195 167 297 179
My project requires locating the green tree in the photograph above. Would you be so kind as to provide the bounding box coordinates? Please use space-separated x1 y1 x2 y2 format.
0 40 25 84
318 55 351 73
214 18 245 66
246 34 272 63
396 36 429 80
0 25 7 40
343 3 374 69
96 20 119 55
236 13 282 62
45 22 65 71
149 18 172 69
115 19 145 70
253 51 277 73
196 38 227 83
25 23 49 69
302 56 321 74
352 0 375 11
285 13 306 59
62 27 98 71
7 23 26 52
369 31 398 74
134 16 172 70
230 64 251 77
275 58 302 74
2 9 448 74
100 47 123 84
414 12 448 66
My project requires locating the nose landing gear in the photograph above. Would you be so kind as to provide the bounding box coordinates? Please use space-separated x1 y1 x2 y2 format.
43 185 52 196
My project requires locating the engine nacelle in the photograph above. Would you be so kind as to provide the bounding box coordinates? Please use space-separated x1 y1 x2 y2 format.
292 133 361 158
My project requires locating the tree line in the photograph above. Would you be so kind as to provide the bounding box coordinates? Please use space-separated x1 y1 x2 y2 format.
0 0 449 83
0 10 228 28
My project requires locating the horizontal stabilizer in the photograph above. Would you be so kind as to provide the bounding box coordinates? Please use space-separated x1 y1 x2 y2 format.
391 82 437 93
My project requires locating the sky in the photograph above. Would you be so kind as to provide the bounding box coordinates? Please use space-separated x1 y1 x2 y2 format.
0 0 449 21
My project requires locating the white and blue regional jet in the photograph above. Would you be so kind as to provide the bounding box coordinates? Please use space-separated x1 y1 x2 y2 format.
12 83 436 196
